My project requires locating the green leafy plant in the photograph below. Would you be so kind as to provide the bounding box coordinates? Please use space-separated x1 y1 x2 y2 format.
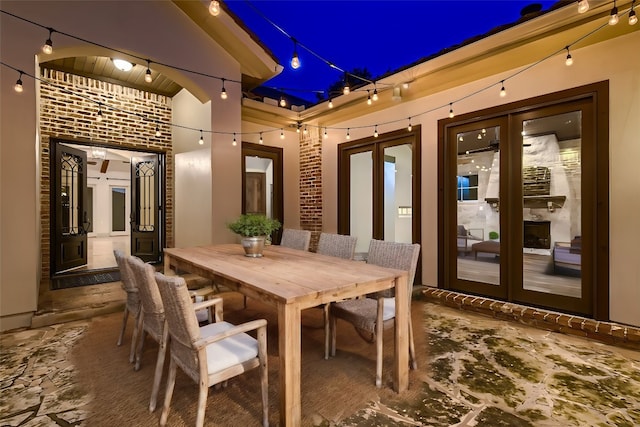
227 214 281 237
489 231 499 240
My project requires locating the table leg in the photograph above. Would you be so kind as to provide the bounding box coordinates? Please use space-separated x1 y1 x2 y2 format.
394 274 409 393
163 254 171 275
278 303 301 427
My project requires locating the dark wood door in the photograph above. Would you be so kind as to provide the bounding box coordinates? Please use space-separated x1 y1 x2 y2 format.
53 144 88 272
130 156 160 262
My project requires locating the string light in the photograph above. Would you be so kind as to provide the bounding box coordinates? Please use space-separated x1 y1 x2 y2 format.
407 118 412 132
499 80 507 97
630 0 638 25
259 132 263 144
42 28 53 54
290 39 301 69
280 128 285 139
577 0 589 13
14 71 23 93
279 96 286 107
96 104 103 122
343 74 350 95
209 0 220 16
232 133 237 146
198 130 204 145
565 46 573 66
145 60 153 83
220 79 227 100
0 2 620 145
324 128 328 139
155 122 161 137
328 98 334 109
303 125 308 135
373 125 378 138
372 87 379 101
296 123 301 133
609 0 619 25
367 91 372 105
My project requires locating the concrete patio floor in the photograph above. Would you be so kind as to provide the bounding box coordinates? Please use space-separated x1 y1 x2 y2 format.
1 296 640 426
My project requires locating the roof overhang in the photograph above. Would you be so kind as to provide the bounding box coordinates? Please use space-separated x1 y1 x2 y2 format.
172 0 283 89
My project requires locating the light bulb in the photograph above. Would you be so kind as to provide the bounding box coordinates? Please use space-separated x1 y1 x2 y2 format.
578 0 589 13
372 88 378 101
296 125 301 133
290 53 300 69
565 53 573 66
42 38 53 54
145 68 152 83
155 125 161 137
209 0 220 16
609 5 619 25
96 109 103 122
630 9 638 25
346 129 350 140
407 119 412 132
259 133 263 144
343 84 350 95
303 126 308 135
14 75 23 93
374 126 378 138
448 104 455 118
328 99 334 109
324 128 328 139
232 133 237 146
280 129 285 139
280 97 286 107
367 93 372 105
500 82 506 97
198 132 204 145
220 84 227 100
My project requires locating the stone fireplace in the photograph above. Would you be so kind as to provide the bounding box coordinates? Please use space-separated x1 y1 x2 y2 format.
524 220 551 249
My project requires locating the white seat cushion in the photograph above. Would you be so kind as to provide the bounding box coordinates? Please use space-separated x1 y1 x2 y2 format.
200 321 259 375
382 298 396 321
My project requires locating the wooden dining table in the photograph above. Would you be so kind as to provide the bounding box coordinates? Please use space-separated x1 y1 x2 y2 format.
163 243 409 427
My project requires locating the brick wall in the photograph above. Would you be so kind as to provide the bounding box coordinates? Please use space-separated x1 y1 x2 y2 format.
39 69 173 280
299 126 322 251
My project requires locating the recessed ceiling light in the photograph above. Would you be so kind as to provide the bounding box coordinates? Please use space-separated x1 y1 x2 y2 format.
112 59 133 72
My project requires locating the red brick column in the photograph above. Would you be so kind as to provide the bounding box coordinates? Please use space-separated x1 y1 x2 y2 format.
299 126 322 251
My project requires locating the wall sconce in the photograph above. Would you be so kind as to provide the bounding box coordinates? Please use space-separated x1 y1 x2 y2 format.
547 201 555 212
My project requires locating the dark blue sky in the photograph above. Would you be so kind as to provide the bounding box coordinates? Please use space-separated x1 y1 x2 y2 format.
225 1 559 103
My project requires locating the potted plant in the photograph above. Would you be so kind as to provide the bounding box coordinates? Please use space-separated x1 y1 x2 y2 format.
228 214 281 257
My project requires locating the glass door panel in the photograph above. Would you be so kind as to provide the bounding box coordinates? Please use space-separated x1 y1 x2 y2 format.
456 125 501 286
383 144 413 244
521 111 582 298
350 150 373 254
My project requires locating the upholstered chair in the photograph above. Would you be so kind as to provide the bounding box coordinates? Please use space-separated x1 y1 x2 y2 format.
155 272 269 427
328 239 420 387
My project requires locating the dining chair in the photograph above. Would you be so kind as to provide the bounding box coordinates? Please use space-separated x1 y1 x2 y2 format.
328 239 420 388
280 228 311 251
316 232 357 359
113 249 140 363
128 257 223 412
127 256 168 413
155 272 269 427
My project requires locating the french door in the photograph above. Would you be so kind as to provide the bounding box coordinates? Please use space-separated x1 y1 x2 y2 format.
130 155 162 263
338 127 421 270
52 143 88 272
440 82 609 319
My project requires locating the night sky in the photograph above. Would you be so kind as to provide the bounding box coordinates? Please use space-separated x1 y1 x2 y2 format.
225 1 559 103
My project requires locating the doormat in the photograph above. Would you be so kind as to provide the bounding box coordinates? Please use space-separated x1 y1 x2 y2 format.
51 270 121 290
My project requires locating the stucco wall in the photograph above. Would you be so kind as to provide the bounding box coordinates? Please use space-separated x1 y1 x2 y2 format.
0 0 243 330
321 31 640 327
